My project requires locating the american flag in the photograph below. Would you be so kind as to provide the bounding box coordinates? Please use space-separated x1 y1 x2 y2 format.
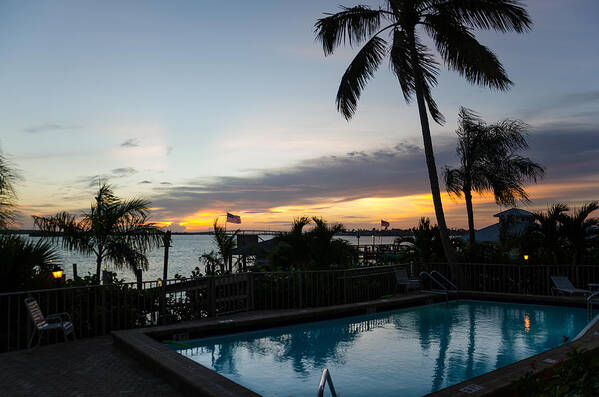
381 220 390 229
226 212 241 224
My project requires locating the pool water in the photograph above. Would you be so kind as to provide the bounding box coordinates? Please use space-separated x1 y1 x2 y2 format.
171 300 587 396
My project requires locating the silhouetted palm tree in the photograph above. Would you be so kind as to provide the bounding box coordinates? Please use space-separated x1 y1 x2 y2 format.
444 108 544 243
0 234 58 292
560 202 599 265
314 1 532 263
0 151 19 229
270 217 355 270
34 184 163 282
200 219 239 274
531 203 568 264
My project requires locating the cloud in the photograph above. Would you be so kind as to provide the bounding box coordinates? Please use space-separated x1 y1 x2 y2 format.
139 180 152 184
151 124 599 219
23 123 79 133
120 138 139 148
111 167 137 177
75 167 139 188
160 181 172 185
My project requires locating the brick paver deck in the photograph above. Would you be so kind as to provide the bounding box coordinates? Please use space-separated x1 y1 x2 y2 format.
0 336 183 396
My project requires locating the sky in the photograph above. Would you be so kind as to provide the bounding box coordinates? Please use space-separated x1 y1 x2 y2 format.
1 0 598 231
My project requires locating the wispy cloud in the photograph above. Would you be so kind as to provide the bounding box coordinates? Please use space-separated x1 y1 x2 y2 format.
139 180 152 184
23 123 79 133
120 138 140 148
111 167 137 177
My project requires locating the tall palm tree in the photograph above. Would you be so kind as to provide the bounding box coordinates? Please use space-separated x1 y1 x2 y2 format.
444 107 544 243
0 150 19 229
560 202 599 265
33 184 163 282
315 1 532 263
531 203 568 264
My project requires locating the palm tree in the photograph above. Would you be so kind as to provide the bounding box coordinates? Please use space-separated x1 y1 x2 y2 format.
314 1 532 264
0 234 58 292
0 150 19 229
33 184 163 282
200 219 239 275
531 203 568 264
444 107 544 243
560 202 599 265
269 217 355 270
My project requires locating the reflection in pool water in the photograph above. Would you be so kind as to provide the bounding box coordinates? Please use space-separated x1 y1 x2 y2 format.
171 300 586 396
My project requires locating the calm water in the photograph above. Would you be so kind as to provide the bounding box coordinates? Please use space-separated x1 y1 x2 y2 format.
172 300 587 396
25 234 397 282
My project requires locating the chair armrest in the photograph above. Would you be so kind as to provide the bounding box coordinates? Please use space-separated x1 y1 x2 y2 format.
46 312 72 322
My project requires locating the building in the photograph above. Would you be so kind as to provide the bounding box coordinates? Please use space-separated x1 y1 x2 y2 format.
462 208 535 242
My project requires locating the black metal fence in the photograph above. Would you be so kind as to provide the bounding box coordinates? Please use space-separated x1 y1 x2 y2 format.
3 262 598 353
0 265 404 352
438 263 599 295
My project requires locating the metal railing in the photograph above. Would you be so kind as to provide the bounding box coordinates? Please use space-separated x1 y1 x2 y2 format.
0 265 405 352
415 262 599 296
4 262 598 353
317 368 337 397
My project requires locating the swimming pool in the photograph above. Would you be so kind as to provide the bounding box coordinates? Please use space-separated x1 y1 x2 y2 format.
170 300 587 396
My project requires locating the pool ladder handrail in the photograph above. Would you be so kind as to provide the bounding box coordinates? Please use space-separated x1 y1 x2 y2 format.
419 271 450 291
587 291 599 321
317 368 337 397
431 270 458 290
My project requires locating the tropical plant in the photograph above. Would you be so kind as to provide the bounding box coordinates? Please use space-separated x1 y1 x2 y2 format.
33 184 163 282
200 219 239 275
401 217 445 262
444 107 544 243
0 150 19 229
269 217 355 270
560 201 599 265
0 234 58 292
530 203 569 264
314 0 532 263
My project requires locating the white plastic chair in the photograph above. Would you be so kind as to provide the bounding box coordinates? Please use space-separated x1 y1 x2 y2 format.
24 297 76 349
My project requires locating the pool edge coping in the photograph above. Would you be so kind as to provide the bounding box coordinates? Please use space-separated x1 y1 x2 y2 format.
112 292 595 397
112 292 444 397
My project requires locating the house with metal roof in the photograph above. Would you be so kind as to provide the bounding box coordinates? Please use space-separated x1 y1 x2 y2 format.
462 208 535 242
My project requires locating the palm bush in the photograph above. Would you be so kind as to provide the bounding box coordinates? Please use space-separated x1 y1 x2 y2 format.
200 219 239 275
269 217 356 270
315 0 533 264
0 234 58 292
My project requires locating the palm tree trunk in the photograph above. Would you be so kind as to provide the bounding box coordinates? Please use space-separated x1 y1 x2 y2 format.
408 31 456 266
96 253 103 284
464 187 476 244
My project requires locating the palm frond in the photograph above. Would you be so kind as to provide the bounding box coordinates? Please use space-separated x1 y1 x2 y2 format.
432 0 532 33
443 167 465 197
389 29 444 123
33 212 95 255
336 35 388 119
424 14 511 90
315 6 386 55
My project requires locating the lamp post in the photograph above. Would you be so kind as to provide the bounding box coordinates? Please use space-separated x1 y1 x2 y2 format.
523 254 529 264
52 265 64 287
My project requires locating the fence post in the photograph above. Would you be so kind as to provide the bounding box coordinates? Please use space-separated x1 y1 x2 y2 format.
298 271 303 309
247 273 254 311
101 285 106 335
208 277 216 317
